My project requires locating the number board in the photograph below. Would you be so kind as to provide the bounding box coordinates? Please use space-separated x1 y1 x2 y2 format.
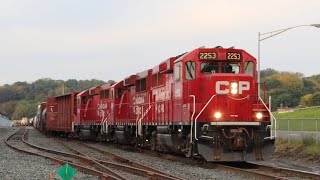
226 52 242 60
198 52 217 60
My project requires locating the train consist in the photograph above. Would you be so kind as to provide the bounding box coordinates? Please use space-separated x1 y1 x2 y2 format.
34 46 275 162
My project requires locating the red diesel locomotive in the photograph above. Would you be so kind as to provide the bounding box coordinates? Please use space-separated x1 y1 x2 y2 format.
40 46 275 162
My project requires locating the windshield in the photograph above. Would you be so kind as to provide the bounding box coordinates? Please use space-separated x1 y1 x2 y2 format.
200 62 240 74
200 63 219 73
222 63 240 74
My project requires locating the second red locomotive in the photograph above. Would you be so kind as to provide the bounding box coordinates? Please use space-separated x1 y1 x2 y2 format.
39 46 275 162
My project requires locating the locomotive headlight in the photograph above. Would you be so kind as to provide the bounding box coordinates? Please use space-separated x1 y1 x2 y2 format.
231 82 238 89
231 82 238 94
214 112 222 119
256 112 263 119
231 89 238 94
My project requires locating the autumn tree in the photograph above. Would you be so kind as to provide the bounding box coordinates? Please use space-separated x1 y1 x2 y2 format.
0 78 107 119
310 92 320 106
300 94 313 107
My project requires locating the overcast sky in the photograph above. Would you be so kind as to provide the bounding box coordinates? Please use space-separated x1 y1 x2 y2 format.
0 0 319 85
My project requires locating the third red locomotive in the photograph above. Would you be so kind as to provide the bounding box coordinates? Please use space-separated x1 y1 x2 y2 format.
37 46 275 162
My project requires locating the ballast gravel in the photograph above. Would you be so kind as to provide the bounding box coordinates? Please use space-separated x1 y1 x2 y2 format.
90 143 256 180
0 126 260 180
24 127 257 180
0 127 98 180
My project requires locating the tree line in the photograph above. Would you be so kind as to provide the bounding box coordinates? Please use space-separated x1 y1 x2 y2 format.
0 69 319 120
0 78 107 120
261 68 320 111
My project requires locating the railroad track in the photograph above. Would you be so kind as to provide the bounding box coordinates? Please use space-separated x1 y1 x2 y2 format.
170 154 320 179
8 128 319 179
102 142 320 180
5 128 125 179
240 162 320 180
55 138 183 180
153 152 320 179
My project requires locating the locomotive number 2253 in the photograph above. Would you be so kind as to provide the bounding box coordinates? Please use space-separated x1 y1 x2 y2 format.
198 52 217 60
227 52 241 60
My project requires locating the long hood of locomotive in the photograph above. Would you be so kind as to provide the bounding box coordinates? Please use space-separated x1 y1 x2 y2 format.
195 74 258 122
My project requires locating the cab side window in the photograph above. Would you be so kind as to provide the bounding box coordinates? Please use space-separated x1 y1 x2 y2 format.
174 65 181 81
244 61 254 77
81 96 87 105
116 88 122 99
185 61 196 80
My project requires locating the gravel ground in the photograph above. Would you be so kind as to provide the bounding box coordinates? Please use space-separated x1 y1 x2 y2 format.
0 127 98 180
25 127 255 180
56 139 146 180
89 143 256 180
256 159 320 174
3 126 318 179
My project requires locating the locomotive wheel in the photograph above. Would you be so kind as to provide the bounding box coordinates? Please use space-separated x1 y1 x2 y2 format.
79 132 84 140
151 136 157 151
113 137 118 144
95 133 102 142
150 131 157 151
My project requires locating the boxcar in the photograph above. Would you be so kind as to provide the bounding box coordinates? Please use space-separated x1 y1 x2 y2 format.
46 92 78 135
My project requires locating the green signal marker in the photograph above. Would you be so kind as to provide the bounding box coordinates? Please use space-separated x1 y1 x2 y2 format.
57 163 76 180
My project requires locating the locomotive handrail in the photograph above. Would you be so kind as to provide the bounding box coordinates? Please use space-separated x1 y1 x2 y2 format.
101 118 108 133
136 104 152 137
259 97 277 139
84 99 92 117
118 91 127 114
189 95 195 144
135 113 140 137
194 94 218 140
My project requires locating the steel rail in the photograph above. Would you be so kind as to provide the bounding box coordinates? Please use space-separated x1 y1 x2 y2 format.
76 141 184 180
111 142 320 180
21 133 127 180
5 128 119 180
54 139 127 180
246 162 320 180
56 138 182 180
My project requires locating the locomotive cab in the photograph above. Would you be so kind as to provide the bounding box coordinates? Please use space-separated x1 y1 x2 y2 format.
75 87 102 140
173 47 275 161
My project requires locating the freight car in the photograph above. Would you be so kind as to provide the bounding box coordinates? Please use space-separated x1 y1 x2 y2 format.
46 92 78 135
39 46 275 162
36 102 47 130
20 118 28 126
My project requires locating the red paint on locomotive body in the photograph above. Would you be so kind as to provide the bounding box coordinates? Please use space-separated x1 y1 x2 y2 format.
41 46 274 162
75 86 101 126
99 83 114 123
178 48 267 122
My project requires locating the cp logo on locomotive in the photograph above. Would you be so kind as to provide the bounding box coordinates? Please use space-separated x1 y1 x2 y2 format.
216 81 250 94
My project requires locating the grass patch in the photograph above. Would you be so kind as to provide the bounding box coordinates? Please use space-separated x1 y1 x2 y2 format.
274 108 320 118
271 108 320 131
272 118 320 131
304 145 320 156
275 138 320 162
